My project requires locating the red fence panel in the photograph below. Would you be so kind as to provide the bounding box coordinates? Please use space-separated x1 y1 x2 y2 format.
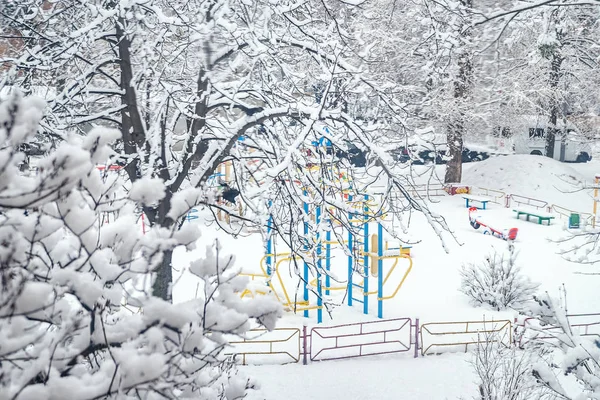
310 318 412 362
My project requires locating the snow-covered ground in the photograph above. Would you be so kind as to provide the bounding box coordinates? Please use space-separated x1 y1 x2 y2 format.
245 353 477 400
173 154 600 400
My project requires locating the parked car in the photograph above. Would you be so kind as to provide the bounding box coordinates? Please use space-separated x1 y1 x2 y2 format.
390 133 495 165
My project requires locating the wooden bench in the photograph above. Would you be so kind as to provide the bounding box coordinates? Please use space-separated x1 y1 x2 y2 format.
462 195 491 210
513 208 555 225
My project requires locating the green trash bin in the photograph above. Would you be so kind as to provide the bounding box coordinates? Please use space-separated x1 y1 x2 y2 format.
569 213 580 229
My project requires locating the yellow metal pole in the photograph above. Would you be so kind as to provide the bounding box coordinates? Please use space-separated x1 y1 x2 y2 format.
226 160 232 182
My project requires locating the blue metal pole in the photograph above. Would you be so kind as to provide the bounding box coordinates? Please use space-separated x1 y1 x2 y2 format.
266 200 273 276
316 205 323 324
348 195 353 307
363 195 369 315
326 228 331 296
303 194 309 318
378 222 383 319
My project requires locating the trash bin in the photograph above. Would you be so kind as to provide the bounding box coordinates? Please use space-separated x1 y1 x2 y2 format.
569 213 580 229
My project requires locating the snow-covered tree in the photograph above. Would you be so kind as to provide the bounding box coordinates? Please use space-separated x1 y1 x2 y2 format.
471 2 600 155
2 0 452 304
0 91 281 399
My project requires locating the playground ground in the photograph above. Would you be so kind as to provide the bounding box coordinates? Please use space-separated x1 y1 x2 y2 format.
173 154 600 400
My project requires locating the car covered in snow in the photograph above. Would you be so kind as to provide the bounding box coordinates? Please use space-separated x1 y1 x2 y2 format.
390 132 502 165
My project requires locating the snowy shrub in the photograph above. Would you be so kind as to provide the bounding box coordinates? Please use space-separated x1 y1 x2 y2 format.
524 290 600 399
460 250 539 311
0 92 282 399
470 327 555 400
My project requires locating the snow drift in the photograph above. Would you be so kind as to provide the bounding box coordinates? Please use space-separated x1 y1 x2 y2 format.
463 155 593 211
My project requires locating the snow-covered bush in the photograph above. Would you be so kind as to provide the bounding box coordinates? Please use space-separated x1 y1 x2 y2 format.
471 328 554 400
524 290 600 400
460 250 539 311
0 92 282 399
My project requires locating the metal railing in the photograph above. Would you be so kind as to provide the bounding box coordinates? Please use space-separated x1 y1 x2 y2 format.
309 318 414 362
519 313 600 346
420 319 512 356
550 204 593 223
407 183 446 198
471 187 507 204
224 315 600 364
226 328 301 365
506 194 548 210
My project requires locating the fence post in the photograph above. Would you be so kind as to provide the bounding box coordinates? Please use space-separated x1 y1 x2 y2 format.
513 317 518 346
505 194 510 208
414 318 420 358
302 325 308 365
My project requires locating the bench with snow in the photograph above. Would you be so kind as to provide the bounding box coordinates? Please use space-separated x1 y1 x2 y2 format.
513 207 555 225
462 195 491 210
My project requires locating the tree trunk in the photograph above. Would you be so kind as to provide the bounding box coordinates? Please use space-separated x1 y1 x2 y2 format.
153 250 173 302
116 17 176 302
545 105 557 159
545 52 562 159
445 118 464 183
444 0 472 184
116 17 147 185
545 24 563 159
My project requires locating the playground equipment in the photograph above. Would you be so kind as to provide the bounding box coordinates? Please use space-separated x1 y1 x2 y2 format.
255 199 326 322
186 209 199 221
346 195 413 319
233 129 413 322
469 207 518 242
206 161 244 224
245 192 413 323
239 253 321 313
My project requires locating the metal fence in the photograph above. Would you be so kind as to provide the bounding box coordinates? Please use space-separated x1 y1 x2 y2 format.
550 204 594 224
225 312 600 366
407 184 447 198
463 186 591 221
226 328 301 365
506 194 548 210
420 320 512 356
308 318 415 362
470 187 507 205
519 313 600 347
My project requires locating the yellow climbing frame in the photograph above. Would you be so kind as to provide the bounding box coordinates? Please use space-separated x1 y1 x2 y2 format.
357 248 413 302
240 253 322 312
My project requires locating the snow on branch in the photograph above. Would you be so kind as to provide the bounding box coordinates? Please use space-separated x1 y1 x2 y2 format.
0 92 282 399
